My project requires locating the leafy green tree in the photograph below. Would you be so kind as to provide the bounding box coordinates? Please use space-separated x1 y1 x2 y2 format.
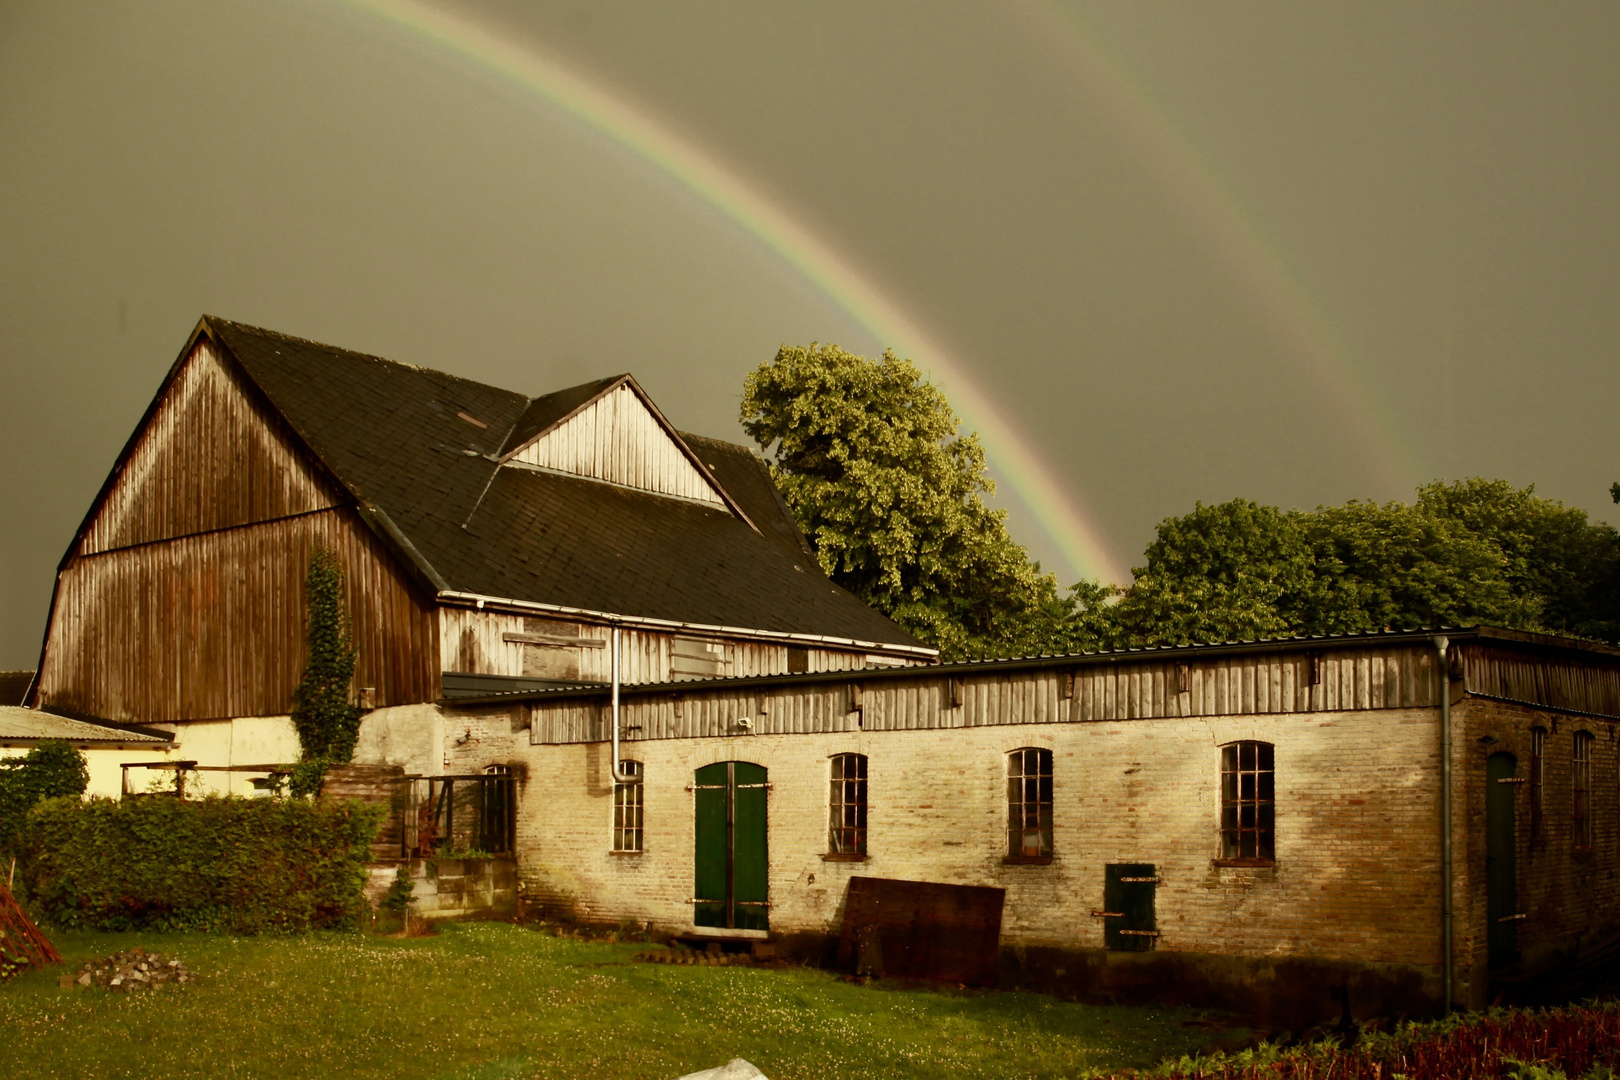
1302 498 1536 635
1109 500 1314 647
0 739 89 862
1107 483 1617 649
1418 478 1620 641
741 343 1083 659
289 549 361 792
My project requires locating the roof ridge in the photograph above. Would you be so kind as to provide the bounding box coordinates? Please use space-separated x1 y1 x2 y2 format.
204 317 524 402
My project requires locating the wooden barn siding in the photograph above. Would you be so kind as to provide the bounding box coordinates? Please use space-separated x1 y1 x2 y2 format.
530 646 1445 744
440 607 873 684
508 384 725 506
81 342 339 555
1462 645 1620 719
40 508 438 724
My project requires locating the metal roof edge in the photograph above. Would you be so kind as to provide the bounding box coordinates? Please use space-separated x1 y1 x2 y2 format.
443 625 1520 707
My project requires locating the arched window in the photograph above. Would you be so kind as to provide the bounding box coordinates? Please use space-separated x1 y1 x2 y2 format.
1573 731 1594 852
828 753 868 856
1007 748 1053 861
613 760 643 852
1530 726 1548 846
1220 741 1275 863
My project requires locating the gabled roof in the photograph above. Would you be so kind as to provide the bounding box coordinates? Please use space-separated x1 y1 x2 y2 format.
185 318 924 651
499 374 624 457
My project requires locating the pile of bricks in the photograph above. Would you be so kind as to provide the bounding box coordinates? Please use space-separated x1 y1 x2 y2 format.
61 947 192 992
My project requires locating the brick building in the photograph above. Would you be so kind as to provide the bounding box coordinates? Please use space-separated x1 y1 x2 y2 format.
421 626 1620 1024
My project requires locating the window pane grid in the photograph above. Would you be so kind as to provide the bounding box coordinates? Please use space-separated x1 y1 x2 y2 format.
613 760 643 852
1007 748 1053 858
1221 741 1275 861
1531 727 1547 845
1574 732 1593 850
828 754 867 855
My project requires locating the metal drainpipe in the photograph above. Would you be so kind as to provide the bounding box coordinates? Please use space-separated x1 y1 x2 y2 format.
610 625 636 784
1436 634 1453 1013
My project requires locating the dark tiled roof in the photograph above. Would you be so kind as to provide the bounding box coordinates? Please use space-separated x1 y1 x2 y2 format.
207 319 922 648
500 375 626 457
678 432 814 559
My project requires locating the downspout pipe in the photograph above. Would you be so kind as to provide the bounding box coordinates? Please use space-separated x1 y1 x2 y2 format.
1436 634 1453 1013
610 625 637 785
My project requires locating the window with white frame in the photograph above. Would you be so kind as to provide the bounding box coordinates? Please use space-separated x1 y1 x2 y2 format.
613 760 643 852
828 753 867 856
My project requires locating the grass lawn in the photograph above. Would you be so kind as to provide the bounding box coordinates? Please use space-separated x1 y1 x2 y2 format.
0 923 1241 1080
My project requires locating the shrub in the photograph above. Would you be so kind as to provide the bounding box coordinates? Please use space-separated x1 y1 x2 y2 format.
20 795 381 933
1110 1001 1620 1080
291 549 362 771
0 740 88 860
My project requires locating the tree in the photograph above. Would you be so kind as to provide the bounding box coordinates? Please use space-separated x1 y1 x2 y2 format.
1105 482 1617 649
1109 500 1314 647
289 549 362 792
741 343 1081 659
1417 478 1620 641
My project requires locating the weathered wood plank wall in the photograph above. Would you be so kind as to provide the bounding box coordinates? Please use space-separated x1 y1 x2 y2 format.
40 508 438 724
440 607 880 685
528 645 1445 744
1464 646 1620 719
507 384 725 505
81 343 339 555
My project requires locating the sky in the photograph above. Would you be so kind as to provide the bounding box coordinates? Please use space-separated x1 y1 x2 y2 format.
1 1 1617 669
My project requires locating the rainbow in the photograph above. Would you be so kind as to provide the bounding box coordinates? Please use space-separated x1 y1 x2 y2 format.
1025 2 1422 491
334 0 1132 585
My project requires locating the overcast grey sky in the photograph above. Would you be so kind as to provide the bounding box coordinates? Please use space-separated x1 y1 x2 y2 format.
2 1 1617 669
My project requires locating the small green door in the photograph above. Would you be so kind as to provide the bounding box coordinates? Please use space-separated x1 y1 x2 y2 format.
1103 863 1158 952
1486 752 1519 969
693 761 769 931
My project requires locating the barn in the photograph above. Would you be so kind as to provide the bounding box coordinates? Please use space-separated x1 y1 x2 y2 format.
29 316 931 793
24 318 1620 1025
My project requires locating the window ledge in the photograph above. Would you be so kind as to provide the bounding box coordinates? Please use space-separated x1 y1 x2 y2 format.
608 849 645 856
1002 855 1054 866
821 853 868 862
1214 858 1276 868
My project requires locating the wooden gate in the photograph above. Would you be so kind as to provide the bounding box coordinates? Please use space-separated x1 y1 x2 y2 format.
693 761 769 931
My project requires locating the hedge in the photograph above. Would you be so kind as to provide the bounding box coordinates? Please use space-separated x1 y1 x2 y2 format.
20 795 382 933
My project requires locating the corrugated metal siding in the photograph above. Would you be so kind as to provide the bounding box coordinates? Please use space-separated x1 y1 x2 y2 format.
81 342 339 555
440 607 880 684
529 645 1443 744
39 508 438 724
506 384 726 505
1463 645 1620 719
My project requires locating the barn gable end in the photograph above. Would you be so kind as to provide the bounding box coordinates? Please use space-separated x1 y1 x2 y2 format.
80 341 341 556
503 380 728 507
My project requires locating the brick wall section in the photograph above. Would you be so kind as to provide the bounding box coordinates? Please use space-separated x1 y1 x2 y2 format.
1455 698 1620 1000
446 702 1447 973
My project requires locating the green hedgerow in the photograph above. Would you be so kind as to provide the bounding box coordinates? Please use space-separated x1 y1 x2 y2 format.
20 794 381 933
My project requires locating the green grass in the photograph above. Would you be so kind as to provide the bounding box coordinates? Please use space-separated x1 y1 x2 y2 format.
0 923 1238 1079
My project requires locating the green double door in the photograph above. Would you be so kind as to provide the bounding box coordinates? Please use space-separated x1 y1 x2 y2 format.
693 761 769 932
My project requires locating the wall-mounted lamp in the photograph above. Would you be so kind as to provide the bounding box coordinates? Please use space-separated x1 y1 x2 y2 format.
1478 734 1499 746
